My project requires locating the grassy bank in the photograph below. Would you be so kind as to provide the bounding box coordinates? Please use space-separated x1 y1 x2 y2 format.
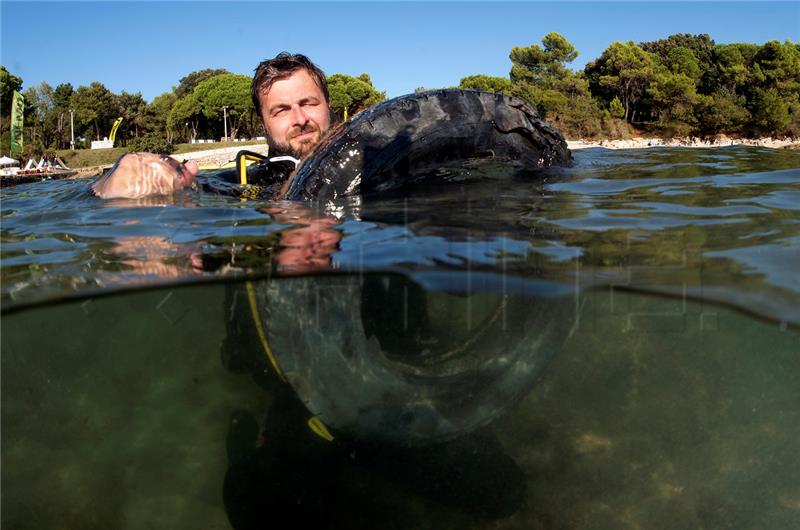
55 140 265 168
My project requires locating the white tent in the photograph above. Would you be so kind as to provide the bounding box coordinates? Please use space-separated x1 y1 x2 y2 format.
0 156 20 167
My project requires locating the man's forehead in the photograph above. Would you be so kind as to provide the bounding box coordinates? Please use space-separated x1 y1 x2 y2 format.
260 69 320 102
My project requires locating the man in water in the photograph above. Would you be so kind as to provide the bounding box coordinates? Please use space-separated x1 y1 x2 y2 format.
253 52 331 160
92 53 333 199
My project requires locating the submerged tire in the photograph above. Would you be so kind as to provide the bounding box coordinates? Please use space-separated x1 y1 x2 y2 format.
285 89 572 201
253 274 574 446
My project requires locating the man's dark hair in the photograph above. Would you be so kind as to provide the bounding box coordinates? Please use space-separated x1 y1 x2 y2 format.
251 52 329 118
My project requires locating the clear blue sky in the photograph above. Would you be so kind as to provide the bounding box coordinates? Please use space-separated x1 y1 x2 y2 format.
2 1 799 102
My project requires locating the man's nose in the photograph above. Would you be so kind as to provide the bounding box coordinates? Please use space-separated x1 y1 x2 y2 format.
290 105 308 125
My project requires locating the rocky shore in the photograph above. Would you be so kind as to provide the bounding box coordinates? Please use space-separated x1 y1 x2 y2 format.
567 135 800 150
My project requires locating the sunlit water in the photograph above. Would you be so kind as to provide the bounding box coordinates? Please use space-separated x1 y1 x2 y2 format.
2 146 799 529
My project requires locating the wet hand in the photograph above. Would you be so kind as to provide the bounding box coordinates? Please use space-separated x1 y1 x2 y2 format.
92 152 199 199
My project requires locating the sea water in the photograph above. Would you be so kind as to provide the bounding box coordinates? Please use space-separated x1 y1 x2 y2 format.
2 146 799 529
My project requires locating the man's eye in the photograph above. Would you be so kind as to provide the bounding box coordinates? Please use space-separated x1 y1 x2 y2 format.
273 108 287 116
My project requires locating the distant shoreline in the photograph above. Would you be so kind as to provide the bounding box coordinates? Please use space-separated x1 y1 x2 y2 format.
567 136 800 150
64 136 798 179
178 137 798 174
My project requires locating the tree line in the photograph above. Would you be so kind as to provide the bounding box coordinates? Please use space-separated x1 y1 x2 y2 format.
458 33 800 139
0 66 385 156
2 32 798 156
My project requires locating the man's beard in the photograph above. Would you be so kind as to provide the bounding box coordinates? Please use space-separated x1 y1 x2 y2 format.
267 124 320 159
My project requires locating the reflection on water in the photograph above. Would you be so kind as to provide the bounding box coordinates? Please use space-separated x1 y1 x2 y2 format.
3 276 798 529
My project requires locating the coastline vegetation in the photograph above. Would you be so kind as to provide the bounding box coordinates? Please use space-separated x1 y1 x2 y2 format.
458 33 800 140
1 33 798 159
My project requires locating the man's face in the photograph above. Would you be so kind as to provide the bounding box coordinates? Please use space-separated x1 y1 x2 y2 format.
259 68 331 158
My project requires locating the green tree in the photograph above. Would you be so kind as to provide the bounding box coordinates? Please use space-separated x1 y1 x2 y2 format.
510 32 578 85
23 82 60 150
509 32 576 119
168 92 202 142
609 96 625 118
459 75 512 94
508 33 604 137
641 34 715 68
714 44 752 95
1 65 23 115
175 68 230 98
51 83 74 149
21 82 79 151
648 70 702 133
666 47 702 80
193 73 253 139
327 73 386 119
1 66 24 153
640 34 716 93
750 87 791 133
510 34 575 109
696 89 750 135
146 91 177 143
116 91 147 140
53 83 73 109
69 82 117 141
753 40 800 94
585 41 656 122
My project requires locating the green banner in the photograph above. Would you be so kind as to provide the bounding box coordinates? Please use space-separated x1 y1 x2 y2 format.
10 90 24 155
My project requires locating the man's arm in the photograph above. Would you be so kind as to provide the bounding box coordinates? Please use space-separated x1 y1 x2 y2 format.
92 152 199 199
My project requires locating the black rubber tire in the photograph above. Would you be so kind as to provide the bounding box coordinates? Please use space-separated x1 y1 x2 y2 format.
254 274 574 447
284 89 571 201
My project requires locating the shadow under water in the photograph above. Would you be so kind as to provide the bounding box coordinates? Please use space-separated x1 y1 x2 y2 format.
2 273 798 530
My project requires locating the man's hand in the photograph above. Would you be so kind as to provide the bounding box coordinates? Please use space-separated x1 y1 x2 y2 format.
92 152 199 199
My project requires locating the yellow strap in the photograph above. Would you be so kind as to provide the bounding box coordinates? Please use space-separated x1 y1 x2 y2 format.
308 416 335 442
245 281 285 381
238 152 268 185
239 153 248 185
245 280 333 443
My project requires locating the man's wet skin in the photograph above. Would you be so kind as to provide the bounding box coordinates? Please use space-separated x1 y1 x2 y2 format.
92 152 199 199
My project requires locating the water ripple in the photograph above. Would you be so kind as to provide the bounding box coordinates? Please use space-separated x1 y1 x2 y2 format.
1 146 799 326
